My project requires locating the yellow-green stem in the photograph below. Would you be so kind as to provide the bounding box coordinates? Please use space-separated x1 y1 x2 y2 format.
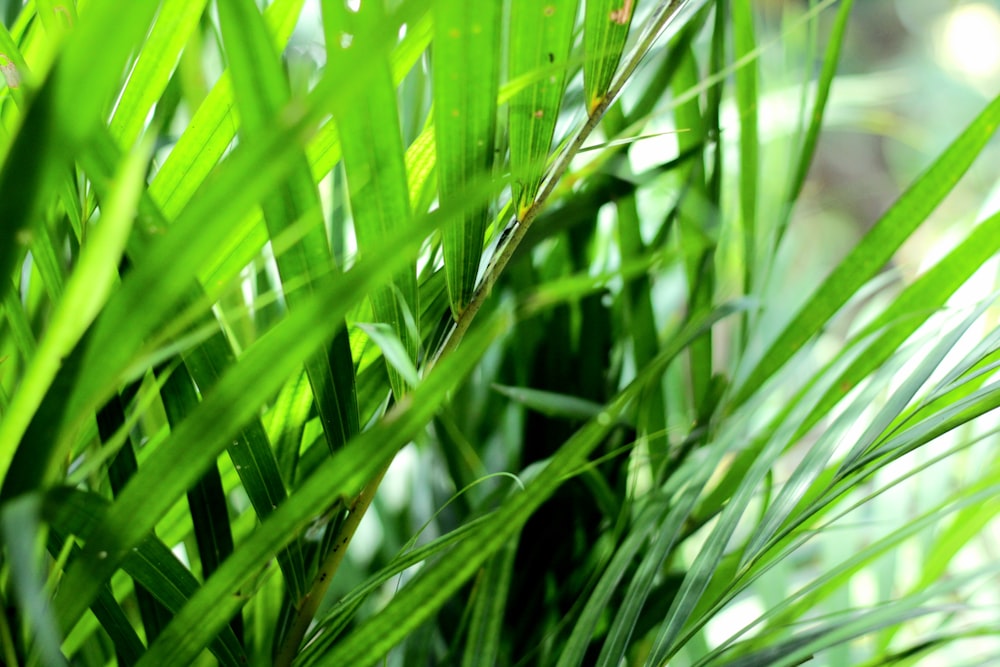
273 463 390 667
430 0 688 367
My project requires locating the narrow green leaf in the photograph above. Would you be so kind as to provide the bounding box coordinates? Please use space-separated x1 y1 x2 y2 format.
668 36 719 411
718 475 1000 666
192 4 434 292
0 20 29 111
83 577 146 666
108 0 210 148
557 497 666 667
42 488 247 666
491 383 605 421
732 0 759 293
135 313 510 667
596 485 705 666
5 96 336 499
157 361 244 647
743 303 988 568
783 0 854 226
356 323 421 389
48 182 442 641
734 90 1000 407
267 371 314 483
508 0 577 218
798 207 1000 460
298 517 493 661
701 210 1000 527
312 303 744 665
2 494 66 666
219 0 359 453
0 134 145 485
405 121 438 215
95 387 175 646
461 536 519 667
326 0 419 398
147 0 306 219
183 332 309 600
585 0 638 112
433 0 501 315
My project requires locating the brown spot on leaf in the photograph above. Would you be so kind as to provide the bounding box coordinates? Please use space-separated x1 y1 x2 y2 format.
609 0 633 25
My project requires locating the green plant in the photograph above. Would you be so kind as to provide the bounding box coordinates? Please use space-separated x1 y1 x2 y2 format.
1 0 999 665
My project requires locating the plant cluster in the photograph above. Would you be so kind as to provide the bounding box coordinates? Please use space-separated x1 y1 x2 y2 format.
0 0 998 665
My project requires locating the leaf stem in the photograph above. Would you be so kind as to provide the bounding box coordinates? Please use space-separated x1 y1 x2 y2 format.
430 0 689 367
277 3 693 662
273 462 390 667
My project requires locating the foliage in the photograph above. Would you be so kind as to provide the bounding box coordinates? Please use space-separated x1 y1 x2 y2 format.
0 0 998 665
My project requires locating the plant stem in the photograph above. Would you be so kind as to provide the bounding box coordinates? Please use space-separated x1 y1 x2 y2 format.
277 3 692 663
273 462 390 667
430 0 689 367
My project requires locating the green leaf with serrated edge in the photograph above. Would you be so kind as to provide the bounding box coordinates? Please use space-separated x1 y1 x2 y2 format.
585 0 637 113
508 0 576 220
433 0 501 316
135 313 509 667
310 303 746 666
219 0 359 453
733 90 1000 408
326 0 419 398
